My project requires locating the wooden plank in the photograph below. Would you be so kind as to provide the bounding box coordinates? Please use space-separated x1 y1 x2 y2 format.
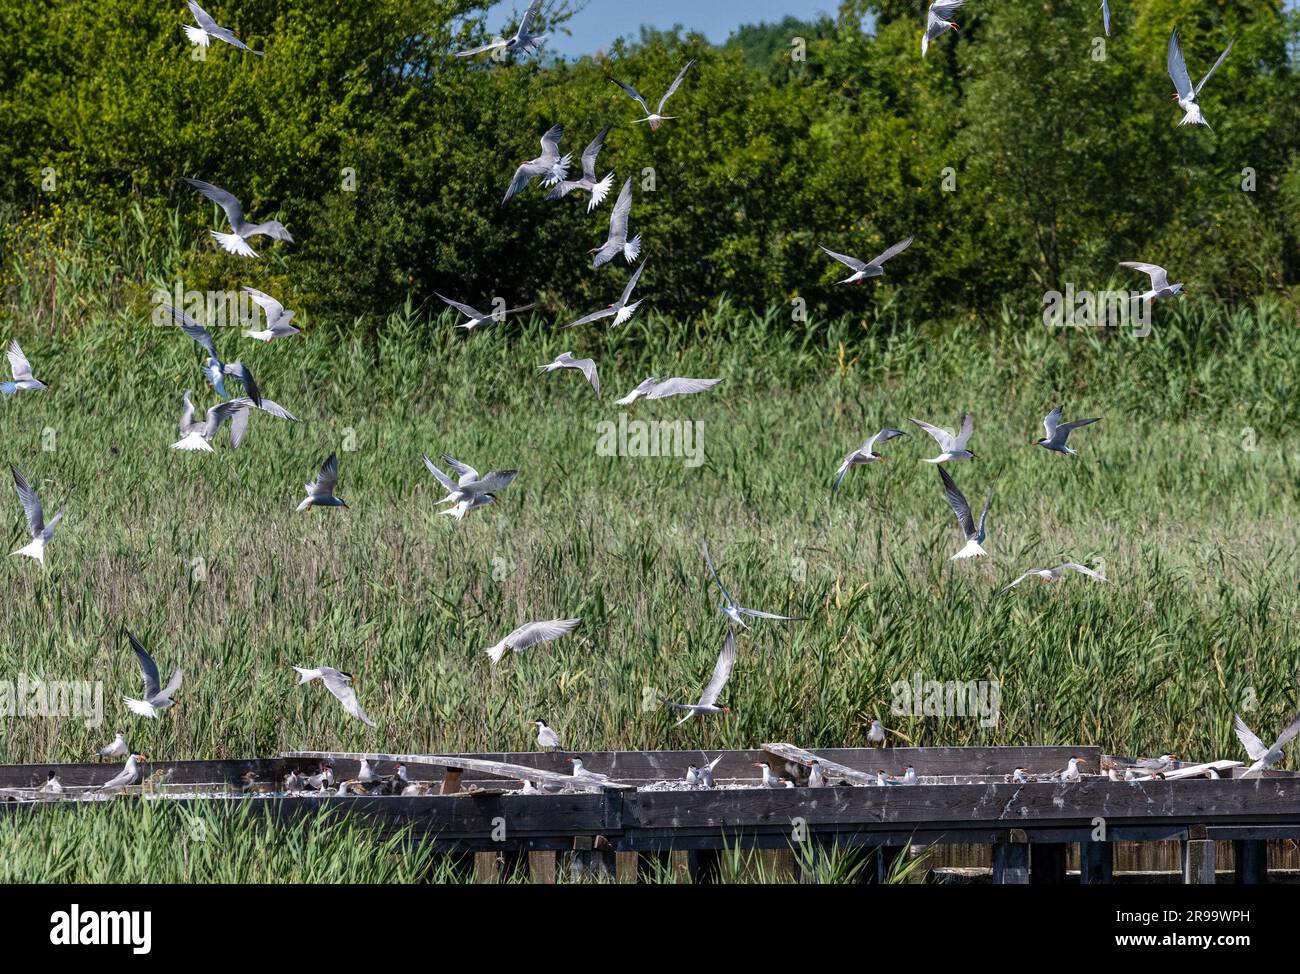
282 751 634 792
1154 760 1242 781
1183 835 1216 885
992 831 1029 884
440 769 463 795
761 743 877 786
1233 840 1267 885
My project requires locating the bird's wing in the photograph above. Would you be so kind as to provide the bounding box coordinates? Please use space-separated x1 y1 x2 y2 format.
1234 714 1270 762
976 487 994 541
868 235 914 267
910 417 955 451
657 58 697 112
468 470 517 492
241 286 285 320
10 465 44 537
866 428 906 453
931 0 966 16
6 340 34 381
1271 711 1300 752
517 0 543 36
539 122 564 161
455 38 507 57
954 412 975 450
564 306 616 329
253 398 298 421
818 245 866 272
737 607 802 621
702 542 734 605
159 667 184 701
574 357 600 394
697 630 736 707
223 361 261 406
128 631 161 700
421 455 458 492
502 162 540 204
1166 31 1195 100
938 466 975 538
607 177 633 239
228 403 251 448
1059 416 1101 433
510 618 581 650
644 377 722 400
1119 262 1168 290
1100 0 1109 36
1042 405 1063 440
206 398 251 438
323 674 376 727
1194 36 1235 96
167 305 219 357
441 454 480 483
619 260 647 304
1060 563 1106 581
433 292 484 320
611 78 651 115
187 0 218 32
309 453 339 495
581 124 611 180
996 571 1039 596
184 177 244 228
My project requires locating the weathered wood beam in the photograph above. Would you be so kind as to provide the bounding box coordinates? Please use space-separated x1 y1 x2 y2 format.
282 751 634 792
761 743 877 786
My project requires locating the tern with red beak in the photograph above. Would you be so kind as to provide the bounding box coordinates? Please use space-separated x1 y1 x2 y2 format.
97 753 144 793
240 287 300 340
703 542 804 629
1061 756 1086 782
937 466 993 560
833 428 907 491
754 762 793 789
1167 29 1234 128
1120 261 1186 304
660 630 736 726
183 0 262 55
1032 406 1100 455
589 177 640 268
454 0 547 59
538 352 600 396
547 124 615 212
1234 711 1300 778
922 1 963 56
292 666 376 727
483 618 582 665
183 178 291 258
615 376 721 406
564 261 647 329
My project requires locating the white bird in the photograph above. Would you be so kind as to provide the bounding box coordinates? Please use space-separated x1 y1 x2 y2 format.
95 731 128 760
1234 711 1300 778
184 178 292 258
563 261 647 329
421 454 516 520
1167 29 1234 128
240 287 300 340
296 453 347 511
168 303 262 405
702 542 803 629
937 466 993 560
502 123 571 204
292 666 376 727
589 177 640 268
568 757 608 781
997 563 1107 596
833 428 907 491
754 762 792 789
122 631 182 718
698 754 723 788
911 413 977 463
1100 0 1110 37
547 124 615 212
611 59 696 130
171 392 253 452
182 0 263 55
483 618 582 665
922 0 964 56
867 718 887 747
808 760 826 788
454 0 547 58
685 764 700 788
818 236 913 284
876 770 900 787
901 765 918 785
537 352 600 396
38 770 64 795
660 630 737 726
9 465 68 564
305 765 334 790
1120 261 1186 304
434 292 536 332
97 753 144 793
357 759 380 784
1061 756 1085 782
1133 754 1178 773
1009 767 1030 784
615 376 722 407
1032 405 1100 455
2 340 48 395
226 396 299 450
533 719 561 750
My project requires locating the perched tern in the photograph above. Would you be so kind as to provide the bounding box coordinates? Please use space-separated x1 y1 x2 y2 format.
537 352 600 396
833 428 907 491
997 563 1107 596
568 757 608 781
240 287 300 340
685 764 700 788
502 124 570 204
296 453 347 511
98 753 144 793
703 542 804 629
867 718 887 747
1236 711 1300 777
911 413 977 463
305 765 334 790
876 770 900 786
292 666 376 727
563 261 647 329
1032 406 1100 455
1133 754 1177 773
38 770 64 795
1167 29 1234 128
95 731 128 760
2 340 48 395
533 719 562 750
698 754 723 788
183 0 263 55
1119 261 1186 304
171 392 253 452
1061 756 1086 782
901 765 918 785
168 304 261 405
589 177 640 268
614 376 721 406
808 760 826 788
547 124 615 212
434 292 536 332
818 236 913 284
483 618 582 665
937 466 993 560
922 0 964 56
754 762 792 789
122 631 183 718
610 59 696 130
454 0 547 58
659 630 736 726
9 464 68 563
183 178 292 258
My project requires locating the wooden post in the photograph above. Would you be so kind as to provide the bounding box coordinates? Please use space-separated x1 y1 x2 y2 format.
1182 826 1216 884
688 848 723 884
1080 842 1113 884
1233 840 1267 885
992 830 1030 884
1031 842 1069 884
439 768 462 795
529 850 556 885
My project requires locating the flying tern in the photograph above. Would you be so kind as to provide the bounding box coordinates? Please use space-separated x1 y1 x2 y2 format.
833 428 907 491
167 303 262 405
610 59 696 130
292 666 376 727
702 542 803 628
537 352 600 396
296 453 347 511
922 1 964 56
911 413 977 463
589 177 640 268
172 392 253 452
997 563 1107 596
422 454 517 520
1234 712 1300 778
434 292 536 332
2 340 48 395
240 287 300 340
502 124 571 204
484 618 582 665
1032 406 1100 455
1100 0 1110 36
1167 29 1234 128
547 124 615 212
184 178 292 258
1120 261 1186 304
9 464 68 564
659 630 736 726
818 236 913 284
533 719 562 750
563 261 647 329
937 466 993 560
182 0 263 55
454 0 547 58
123 631 183 718
614 376 721 406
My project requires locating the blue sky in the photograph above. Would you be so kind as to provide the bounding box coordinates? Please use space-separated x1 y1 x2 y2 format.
483 0 840 57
